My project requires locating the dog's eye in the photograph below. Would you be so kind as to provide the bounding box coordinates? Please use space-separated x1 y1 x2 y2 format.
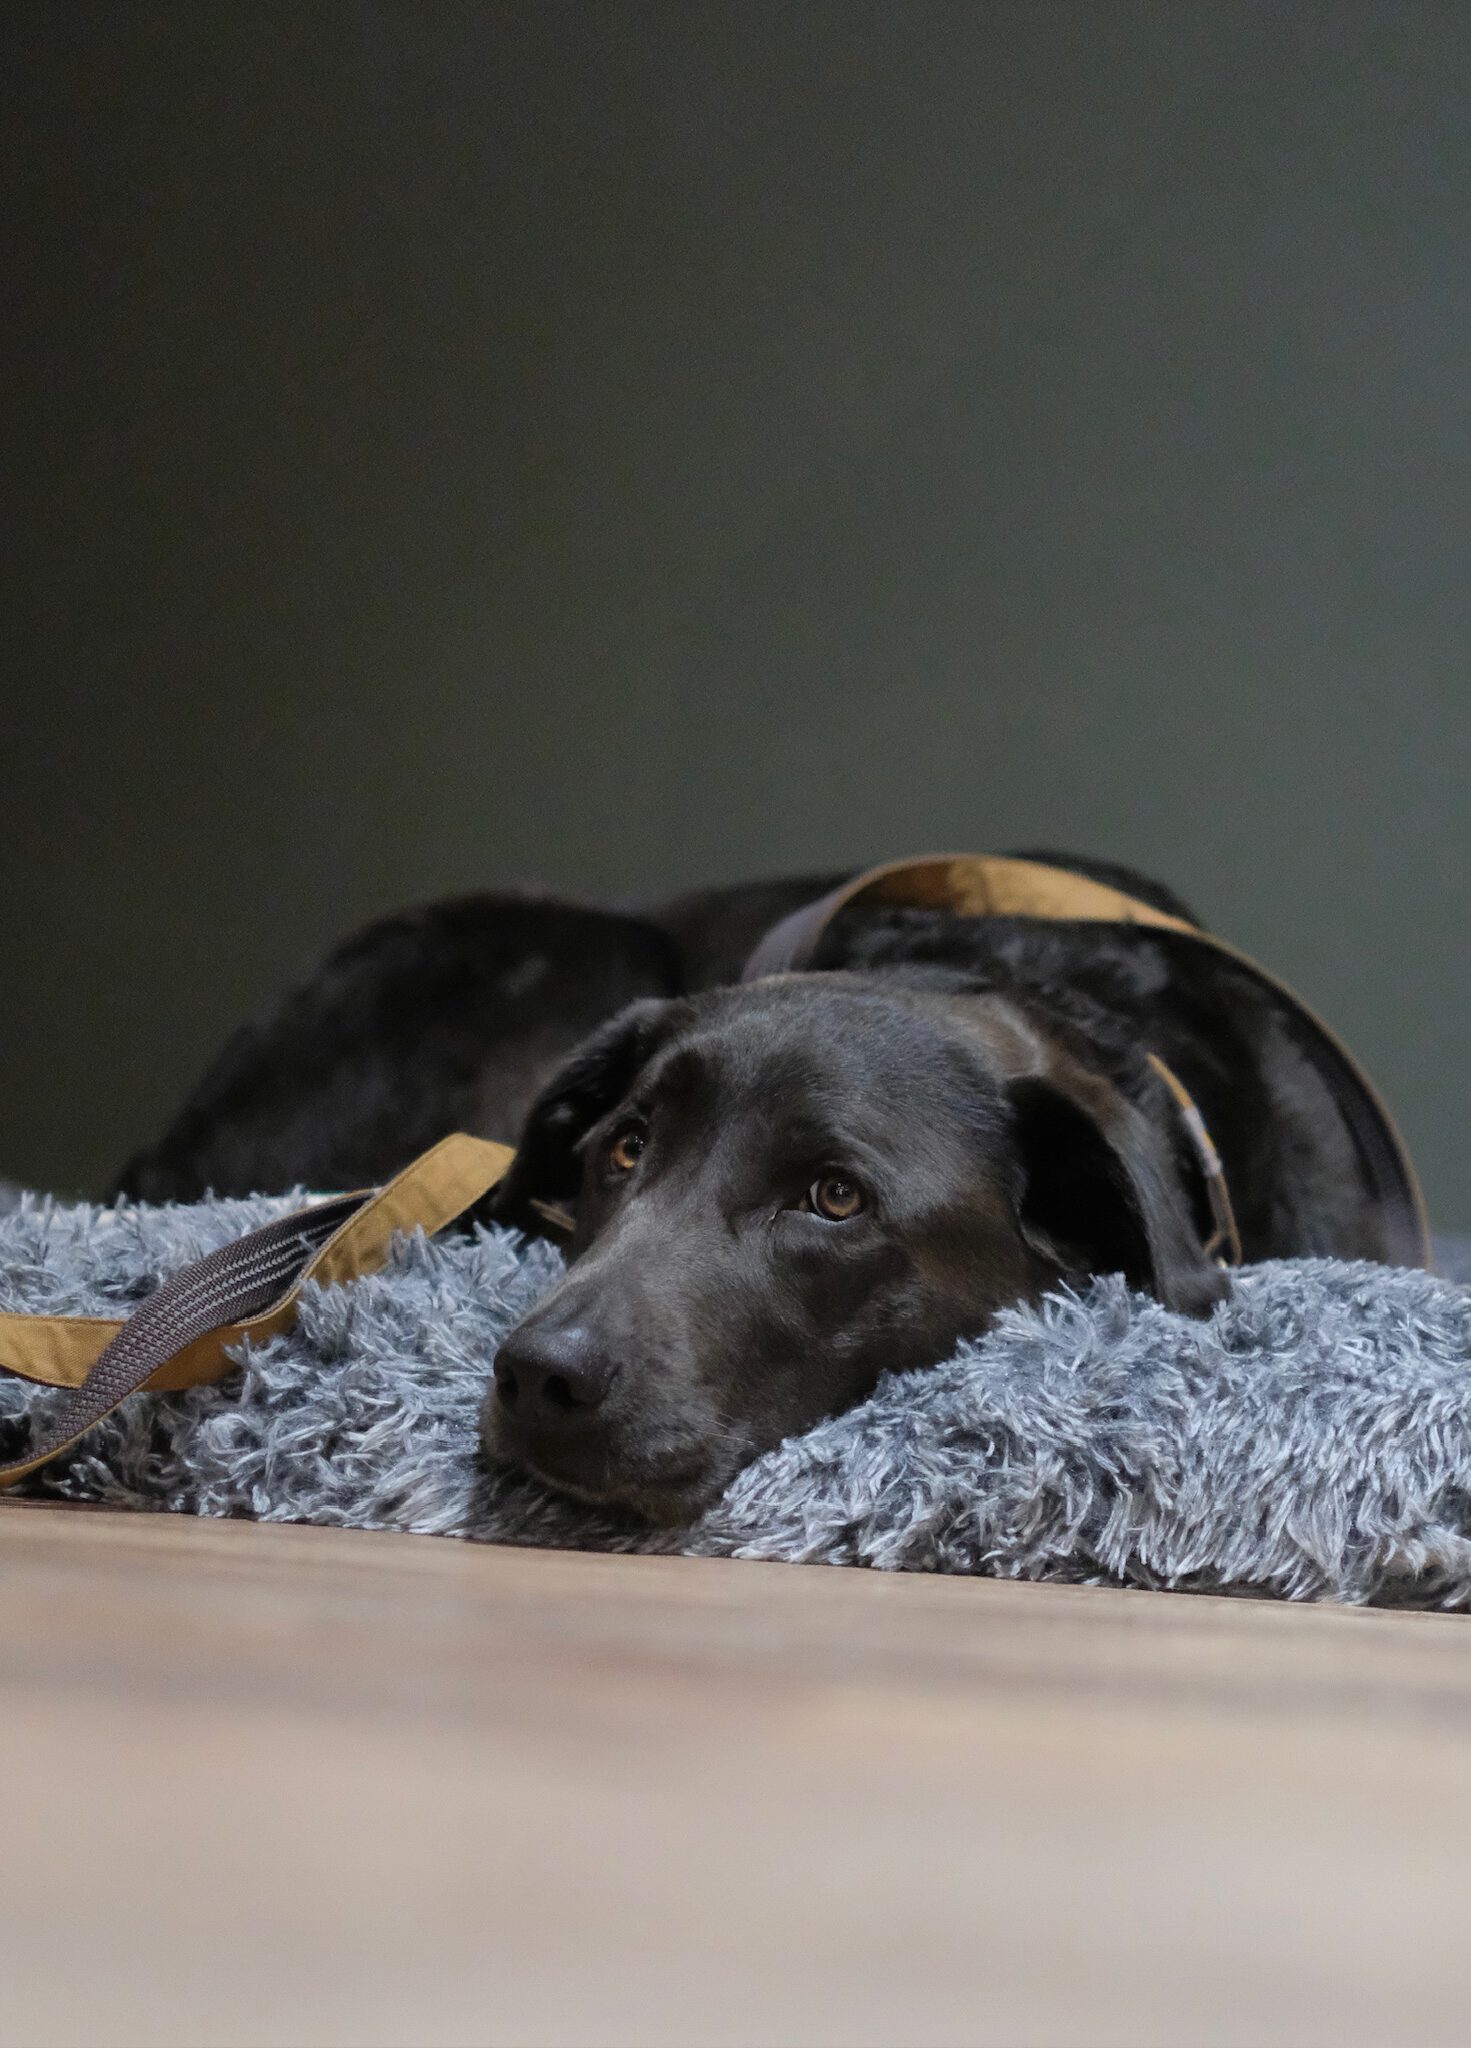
803 1173 866 1222
606 1127 646 1176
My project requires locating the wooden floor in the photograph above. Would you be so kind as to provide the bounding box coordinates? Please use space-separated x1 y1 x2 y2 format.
3 1508 1471 2048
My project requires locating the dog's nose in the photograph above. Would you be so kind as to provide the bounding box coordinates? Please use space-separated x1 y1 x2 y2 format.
492 1323 618 1427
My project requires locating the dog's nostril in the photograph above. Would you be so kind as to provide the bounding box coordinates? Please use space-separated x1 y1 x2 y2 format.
494 1326 616 1423
493 1359 520 1407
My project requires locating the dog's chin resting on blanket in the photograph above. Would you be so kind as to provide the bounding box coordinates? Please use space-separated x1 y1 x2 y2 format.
3 1189 1471 1608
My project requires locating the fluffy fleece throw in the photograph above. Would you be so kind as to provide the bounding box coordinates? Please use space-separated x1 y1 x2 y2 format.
2 1192 1471 1607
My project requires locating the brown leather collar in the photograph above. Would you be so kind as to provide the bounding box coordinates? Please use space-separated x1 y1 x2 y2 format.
741 853 1429 1272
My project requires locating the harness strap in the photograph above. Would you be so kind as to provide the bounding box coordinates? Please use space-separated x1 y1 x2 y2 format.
0 1132 513 1488
741 853 1430 1272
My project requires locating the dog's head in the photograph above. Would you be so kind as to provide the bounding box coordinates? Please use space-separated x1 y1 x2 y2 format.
480 973 1225 1521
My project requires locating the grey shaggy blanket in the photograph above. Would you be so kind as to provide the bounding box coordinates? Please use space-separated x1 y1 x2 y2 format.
3 1191 1471 1606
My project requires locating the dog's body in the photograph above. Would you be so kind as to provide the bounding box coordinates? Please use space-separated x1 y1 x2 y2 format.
118 855 1399 1519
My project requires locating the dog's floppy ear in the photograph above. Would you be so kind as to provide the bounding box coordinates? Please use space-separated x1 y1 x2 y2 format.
1006 1056 1229 1319
488 999 679 1236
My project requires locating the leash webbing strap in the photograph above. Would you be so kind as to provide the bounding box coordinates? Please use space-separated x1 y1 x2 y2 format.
0 1131 514 1488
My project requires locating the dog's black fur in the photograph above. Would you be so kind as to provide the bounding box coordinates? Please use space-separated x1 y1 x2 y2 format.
117 854 1392 1521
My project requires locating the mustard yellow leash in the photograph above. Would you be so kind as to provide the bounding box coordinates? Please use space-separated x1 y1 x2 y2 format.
0 1132 513 1489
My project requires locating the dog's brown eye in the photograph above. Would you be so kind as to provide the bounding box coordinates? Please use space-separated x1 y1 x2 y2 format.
806 1173 865 1221
607 1127 646 1175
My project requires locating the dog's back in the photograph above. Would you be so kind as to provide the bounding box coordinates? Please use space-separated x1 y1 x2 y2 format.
114 854 1390 1270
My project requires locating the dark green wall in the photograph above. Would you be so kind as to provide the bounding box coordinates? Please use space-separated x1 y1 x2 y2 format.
5 2 1469 1219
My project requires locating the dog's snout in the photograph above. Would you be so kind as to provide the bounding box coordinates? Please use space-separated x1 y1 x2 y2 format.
493 1323 618 1427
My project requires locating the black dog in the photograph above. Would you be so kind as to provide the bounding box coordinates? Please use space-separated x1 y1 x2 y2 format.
118 854 1403 1521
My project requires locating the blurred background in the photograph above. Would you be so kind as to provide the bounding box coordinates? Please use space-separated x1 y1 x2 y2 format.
4 1 1467 1219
